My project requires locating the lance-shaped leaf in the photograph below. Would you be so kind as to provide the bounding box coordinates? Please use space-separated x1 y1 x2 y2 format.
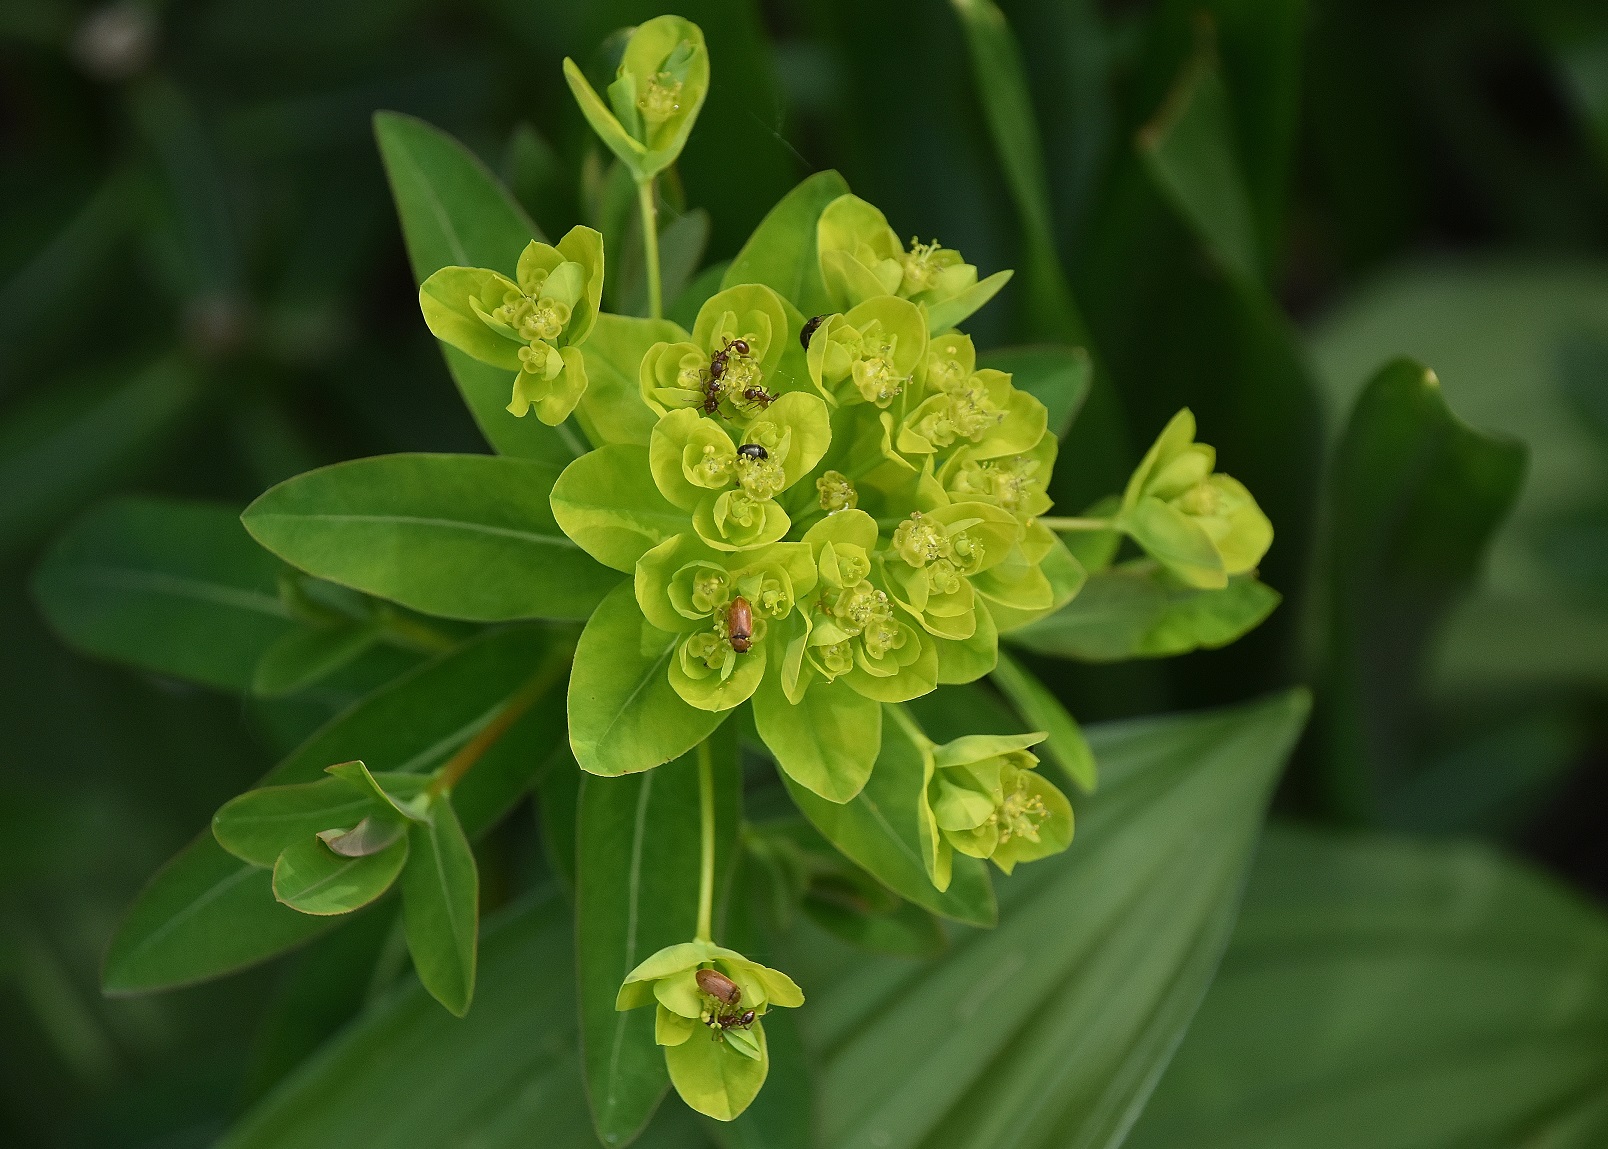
1126 824 1608 1149
374 111 584 465
1007 564 1280 662
781 705 997 928
722 170 851 317
576 726 740 1145
213 777 380 868
807 689 1310 1149
273 832 409 916
251 622 380 698
402 796 479 1017
34 497 297 691
243 453 622 623
568 580 726 777
102 627 566 994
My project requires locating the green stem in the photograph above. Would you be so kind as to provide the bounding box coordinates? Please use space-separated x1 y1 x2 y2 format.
695 738 716 943
1038 516 1115 533
427 644 571 798
888 702 933 750
377 609 458 654
637 177 663 320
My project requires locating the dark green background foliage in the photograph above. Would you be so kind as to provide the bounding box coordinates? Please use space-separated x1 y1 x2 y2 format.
4 0 1608 1145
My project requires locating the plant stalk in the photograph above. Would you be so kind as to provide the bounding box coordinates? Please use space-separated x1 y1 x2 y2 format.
1038 516 1115 532
695 738 716 943
427 645 570 798
637 177 663 320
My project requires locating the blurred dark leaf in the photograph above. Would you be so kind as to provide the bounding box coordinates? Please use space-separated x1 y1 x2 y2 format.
1126 823 1608 1148
1 362 204 558
801 689 1310 1149
1316 358 1526 823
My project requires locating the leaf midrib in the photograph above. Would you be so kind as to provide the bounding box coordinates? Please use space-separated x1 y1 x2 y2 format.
251 512 577 549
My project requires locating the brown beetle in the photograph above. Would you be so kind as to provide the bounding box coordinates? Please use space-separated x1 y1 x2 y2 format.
726 596 754 653
800 314 826 350
696 967 742 1005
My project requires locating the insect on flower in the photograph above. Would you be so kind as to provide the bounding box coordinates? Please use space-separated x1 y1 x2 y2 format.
708 336 750 382
726 596 754 653
800 314 826 349
736 443 768 461
696 968 742 1005
735 384 776 413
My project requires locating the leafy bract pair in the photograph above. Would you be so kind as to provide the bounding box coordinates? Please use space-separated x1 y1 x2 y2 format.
212 761 477 1015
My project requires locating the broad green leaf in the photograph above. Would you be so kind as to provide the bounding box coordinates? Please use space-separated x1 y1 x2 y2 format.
103 628 566 993
978 345 1090 440
577 314 684 449
721 170 850 317
374 111 584 465
402 798 478 1017
1126 824 1608 1149
578 727 741 1146
213 777 377 868
752 671 880 804
989 650 1096 792
782 706 997 928
219 894 597 1149
1309 259 1608 693
569 580 726 777
1136 30 1262 289
550 445 690 572
0 358 203 556
243 453 621 622
1008 563 1279 662
252 623 379 698
273 832 408 915
804 690 1311 1149
34 496 296 691
1316 359 1526 823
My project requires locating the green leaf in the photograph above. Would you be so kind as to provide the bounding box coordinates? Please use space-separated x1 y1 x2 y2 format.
577 727 740 1146
1136 28 1262 289
978 345 1090 440
273 832 409 916
721 170 850 317
550 444 690 572
1309 259 1608 694
1008 563 1280 662
752 671 880 804
103 628 566 993
0 358 203 556
34 496 297 691
373 111 583 465
243 453 622 622
213 777 378 868
782 706 997 928
1126 824 1608 1149
402 797 478 1017
989 650 1096 792
252 623 379 698
218 894 597 1149
806 690 1311 1149
1316 359 1526 822
576 314 683 449
568 580 726 777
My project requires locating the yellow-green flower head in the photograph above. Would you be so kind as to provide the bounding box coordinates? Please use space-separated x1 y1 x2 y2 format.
418 226 604 425
640 284 799 423
616 939 803 1122
649 392 831 552
1118 408 1273 589
636 534 817 711
881 502 1021 642
896 333 1048 460
914 732 1073 891
816 193 1012 331
780 510 937 706
806 296 927 409
562 16 710 181
939 432 1058 522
